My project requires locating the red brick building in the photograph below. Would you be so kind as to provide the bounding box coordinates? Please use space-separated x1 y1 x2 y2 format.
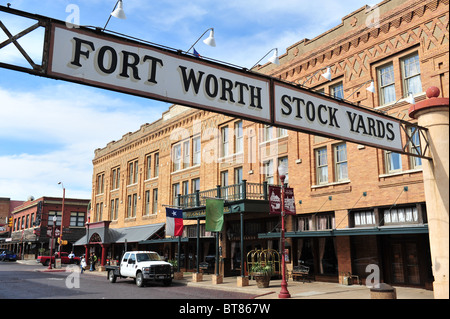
2 197 90 259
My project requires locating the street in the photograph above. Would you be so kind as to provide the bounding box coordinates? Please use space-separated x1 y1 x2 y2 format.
0 261 258 299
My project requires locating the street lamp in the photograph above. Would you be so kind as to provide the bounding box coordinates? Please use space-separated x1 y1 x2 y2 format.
103 0 126 30
278 163 291 299
48 215 57 270
58 182 65 258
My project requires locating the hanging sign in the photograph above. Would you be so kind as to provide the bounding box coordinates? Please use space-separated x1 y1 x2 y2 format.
48 25 271 124
268 185 296 215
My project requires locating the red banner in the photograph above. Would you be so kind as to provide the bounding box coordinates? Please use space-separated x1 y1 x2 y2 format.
269 186 296 215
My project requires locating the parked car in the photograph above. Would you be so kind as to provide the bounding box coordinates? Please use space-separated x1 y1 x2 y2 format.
0 250 17 261
37 252 81 266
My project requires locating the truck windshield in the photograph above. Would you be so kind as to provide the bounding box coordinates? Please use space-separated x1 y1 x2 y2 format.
136 253 161 262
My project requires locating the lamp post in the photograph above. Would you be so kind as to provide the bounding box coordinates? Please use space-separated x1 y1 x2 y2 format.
278 163 291 299
48 215 57 270
58 182 65 258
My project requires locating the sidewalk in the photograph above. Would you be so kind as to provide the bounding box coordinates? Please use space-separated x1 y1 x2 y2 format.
18 260 433 299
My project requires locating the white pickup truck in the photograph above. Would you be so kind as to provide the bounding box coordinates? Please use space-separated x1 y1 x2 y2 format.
106 251 173 287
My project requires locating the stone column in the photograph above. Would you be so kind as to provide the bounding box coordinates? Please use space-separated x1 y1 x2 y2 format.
409 86 449 299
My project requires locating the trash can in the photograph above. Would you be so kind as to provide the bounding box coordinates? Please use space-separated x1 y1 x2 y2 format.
370 283 397 299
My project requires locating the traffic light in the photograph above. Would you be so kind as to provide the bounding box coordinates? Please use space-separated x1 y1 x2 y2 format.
8 217 13 227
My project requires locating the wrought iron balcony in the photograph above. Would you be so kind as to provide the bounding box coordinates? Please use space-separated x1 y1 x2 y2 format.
175 180 272 208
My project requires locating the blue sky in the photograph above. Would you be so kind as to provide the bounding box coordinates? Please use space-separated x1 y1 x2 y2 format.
0 0 372 201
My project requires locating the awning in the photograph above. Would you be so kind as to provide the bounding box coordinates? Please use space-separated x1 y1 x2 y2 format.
73 223 165 246
258 224 429 239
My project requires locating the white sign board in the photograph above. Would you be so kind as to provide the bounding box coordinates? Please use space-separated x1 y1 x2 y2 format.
48 25 271 123
274 83 403 151
46 24 404 153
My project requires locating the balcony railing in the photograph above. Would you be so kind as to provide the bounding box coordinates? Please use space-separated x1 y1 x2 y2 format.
176 180 274 208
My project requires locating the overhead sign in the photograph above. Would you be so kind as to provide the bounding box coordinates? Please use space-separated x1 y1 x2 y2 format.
48 25 271 123
274 83 403 151
0 4 414 154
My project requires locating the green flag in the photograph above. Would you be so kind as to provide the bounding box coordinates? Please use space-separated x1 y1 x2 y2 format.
205 198 224 232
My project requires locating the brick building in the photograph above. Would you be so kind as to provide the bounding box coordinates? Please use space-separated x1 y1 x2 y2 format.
2 197 90 258
84 0 448 289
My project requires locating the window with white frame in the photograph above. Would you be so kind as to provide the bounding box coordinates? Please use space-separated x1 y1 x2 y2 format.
144 190 150 216
193 136 201 166
401 53 422 96
172 144 181 172
331 82 344 100
111 167 120 190
128 160 138 185
315 147 328 184
154 153 159 177
298 216 312 231
221 126 229 157
334 143 348 182
263 160 274 184
385 151 402 173
353 210 375 227
315 213 335 230
183 140 190 169
383 206 419 224
234 121 243 153
378 63 396 105
146 154 152 180
96 173 105 194
109 199 118 220
152 188 158 214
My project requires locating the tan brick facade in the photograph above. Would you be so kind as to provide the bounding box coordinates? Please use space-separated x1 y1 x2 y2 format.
90 0 448 288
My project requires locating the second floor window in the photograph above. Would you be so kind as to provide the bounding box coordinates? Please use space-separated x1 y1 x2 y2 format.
331 82 344 100
408 126 422 169
385 151 402 174
96 173 105 194
234 121 243 153
128 160 138 185
401 53 422 96
221 126 229 157
315 147 328 185
334 143 348 182
378 63 396 105
111 167 120 190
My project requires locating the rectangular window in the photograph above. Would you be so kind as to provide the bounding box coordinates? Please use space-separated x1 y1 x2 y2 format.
263 160 274 184
234 121 243 153
192 178 200 193
173 144 181 171
172 183 180 205
154 153 159 177
353 211 375 226
128 160 138 185
277 157 288 184
132 194 137 217
95 203 102 222
331 82 344 100
70 212 85 226
298 216 312 231
263 125 273 141
183 140 190 169
152 188 158 214
146 155 152 180
48 211 62 226
111 167 120 190
109 199 118 221
401 53 422 96
221 126 229 157
144 190 150 216
334 143 348 181
315 213 335 230
193 136 201 166
127 195 132 218
378 63 396 105
408 126 422 169
385 151 402 173
383 207 419 225
97 173 105 194
315 147 328 184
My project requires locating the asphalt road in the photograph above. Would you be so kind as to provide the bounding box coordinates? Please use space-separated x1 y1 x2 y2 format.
0 261 258 300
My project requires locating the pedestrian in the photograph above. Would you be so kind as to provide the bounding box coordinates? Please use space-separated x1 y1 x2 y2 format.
80 255 87 274
68 251 75 264
89 252 97 271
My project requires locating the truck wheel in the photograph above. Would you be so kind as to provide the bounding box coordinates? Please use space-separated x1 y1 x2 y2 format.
108 270 117 283
136 272 145 287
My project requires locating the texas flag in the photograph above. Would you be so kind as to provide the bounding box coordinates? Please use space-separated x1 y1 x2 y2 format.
193 48 201 58
166 208 184 237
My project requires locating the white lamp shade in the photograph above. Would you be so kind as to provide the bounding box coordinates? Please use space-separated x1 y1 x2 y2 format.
366 81 375 93
268 50 280 65
203 30 216 47
111 0 126 19
321 67 332 81
406 94 415 104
